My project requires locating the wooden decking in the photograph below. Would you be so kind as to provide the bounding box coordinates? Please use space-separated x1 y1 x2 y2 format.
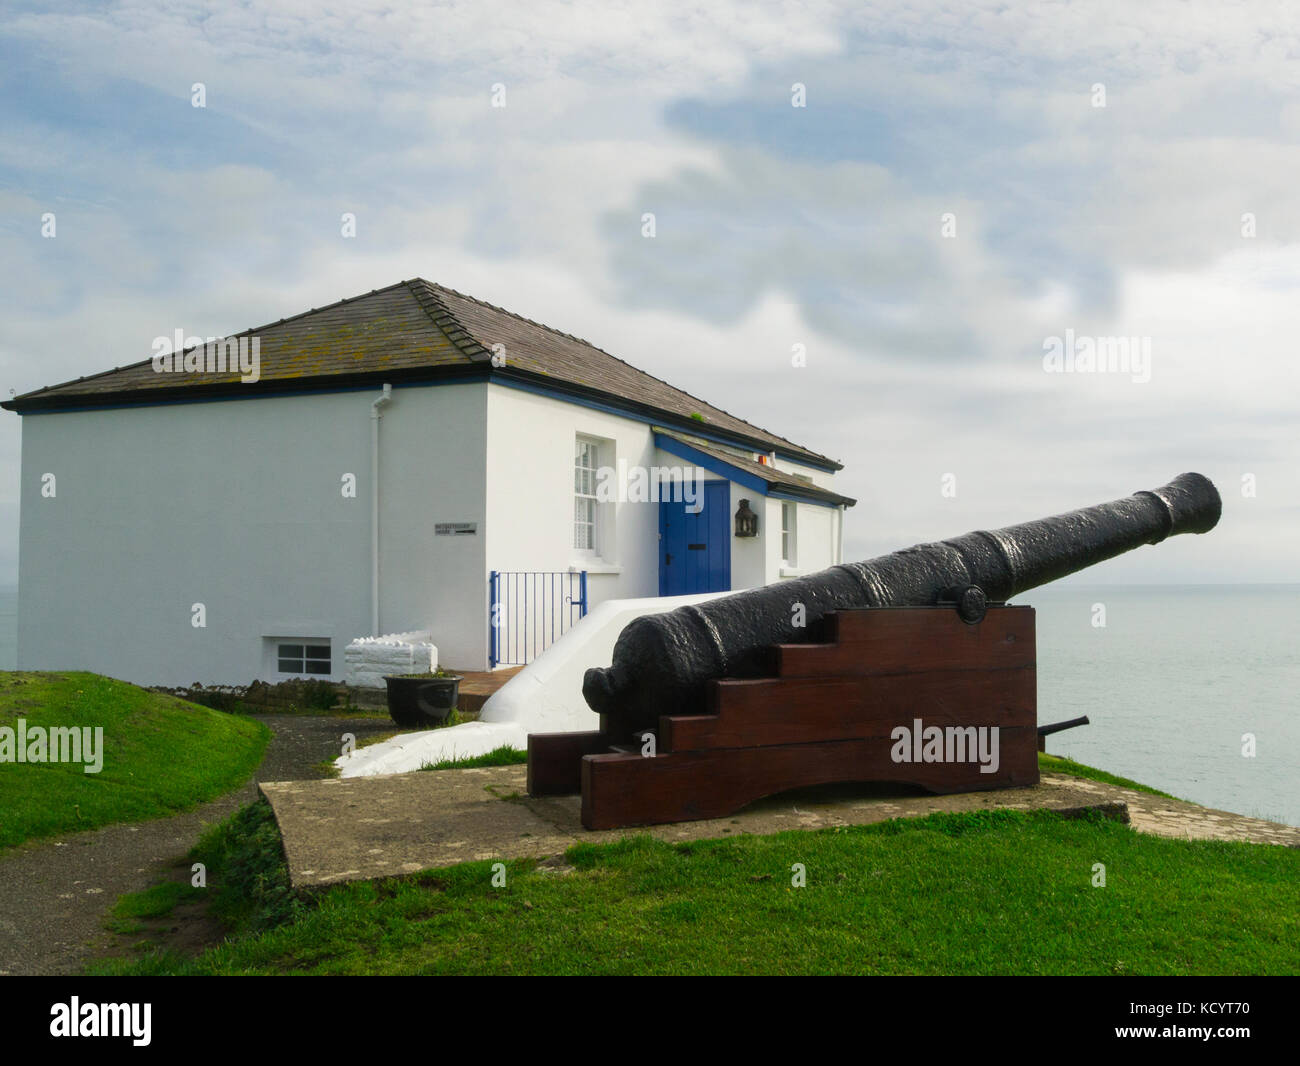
452 666 523 715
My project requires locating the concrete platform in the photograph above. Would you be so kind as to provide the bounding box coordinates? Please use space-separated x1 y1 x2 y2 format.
259 768 1300 889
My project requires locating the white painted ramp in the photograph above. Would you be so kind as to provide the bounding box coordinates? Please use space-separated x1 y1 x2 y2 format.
335 589 736 777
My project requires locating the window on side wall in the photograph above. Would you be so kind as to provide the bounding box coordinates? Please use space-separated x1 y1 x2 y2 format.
781 501 797 567
574 436 600 555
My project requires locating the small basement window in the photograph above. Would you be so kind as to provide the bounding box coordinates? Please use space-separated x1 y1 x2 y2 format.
277 642 331 676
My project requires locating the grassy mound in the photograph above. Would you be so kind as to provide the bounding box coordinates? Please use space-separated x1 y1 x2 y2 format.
0 672 269 848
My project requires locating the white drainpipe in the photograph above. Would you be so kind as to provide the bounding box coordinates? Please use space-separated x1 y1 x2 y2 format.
370 383 393 635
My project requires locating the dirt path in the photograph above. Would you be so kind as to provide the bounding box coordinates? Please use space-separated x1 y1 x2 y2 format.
0 714 393 976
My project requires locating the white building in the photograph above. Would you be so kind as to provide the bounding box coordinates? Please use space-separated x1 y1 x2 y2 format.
5 280 855 686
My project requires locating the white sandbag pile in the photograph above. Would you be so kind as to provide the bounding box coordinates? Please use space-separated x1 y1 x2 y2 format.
344 630 438 689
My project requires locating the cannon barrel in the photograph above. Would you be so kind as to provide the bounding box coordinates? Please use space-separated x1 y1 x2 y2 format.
584 472 1221 740
1038 715 1091 738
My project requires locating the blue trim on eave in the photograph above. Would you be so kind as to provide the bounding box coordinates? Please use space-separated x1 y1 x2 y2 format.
653 432 846 510
491 376 840 473
10 369 843 474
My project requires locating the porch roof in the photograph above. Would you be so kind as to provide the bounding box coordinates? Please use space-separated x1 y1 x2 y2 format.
654 429 857 508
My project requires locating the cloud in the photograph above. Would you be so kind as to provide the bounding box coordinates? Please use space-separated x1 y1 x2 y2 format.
0 0 1295 583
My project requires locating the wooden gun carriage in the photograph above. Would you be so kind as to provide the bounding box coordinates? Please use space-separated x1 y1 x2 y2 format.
528 474 1221 830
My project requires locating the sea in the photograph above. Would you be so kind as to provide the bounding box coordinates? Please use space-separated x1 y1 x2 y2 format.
1026 584 1297 827
0 583 1293 825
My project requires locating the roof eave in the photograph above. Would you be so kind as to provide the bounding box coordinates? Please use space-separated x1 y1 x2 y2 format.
2 347 844 473
1 363 493 413
488 368 843 470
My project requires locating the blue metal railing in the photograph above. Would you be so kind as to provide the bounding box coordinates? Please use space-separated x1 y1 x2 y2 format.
490 570 588 667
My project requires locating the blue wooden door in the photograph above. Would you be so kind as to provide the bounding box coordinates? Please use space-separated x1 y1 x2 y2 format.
659 481 731 595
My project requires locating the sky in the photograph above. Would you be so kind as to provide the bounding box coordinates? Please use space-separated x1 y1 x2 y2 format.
1 0 1297 584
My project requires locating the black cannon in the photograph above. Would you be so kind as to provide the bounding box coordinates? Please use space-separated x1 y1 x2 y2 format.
584 472 1221 741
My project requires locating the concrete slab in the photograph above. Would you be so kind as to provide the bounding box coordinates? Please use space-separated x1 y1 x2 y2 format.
259 768 1300 889
259 768 575 886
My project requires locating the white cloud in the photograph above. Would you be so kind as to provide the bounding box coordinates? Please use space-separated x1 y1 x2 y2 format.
1 0 1296 583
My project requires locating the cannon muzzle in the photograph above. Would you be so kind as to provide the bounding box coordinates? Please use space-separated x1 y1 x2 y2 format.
584 473 1221 740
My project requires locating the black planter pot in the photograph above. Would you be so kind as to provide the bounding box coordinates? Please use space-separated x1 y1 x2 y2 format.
384 675 461 727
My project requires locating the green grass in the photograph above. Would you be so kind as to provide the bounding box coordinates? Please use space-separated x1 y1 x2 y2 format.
103 881 205 936
1038 752 1178 799
113 880 205 920
98 801 296 951
0 672 269 849
419 745 528 771
187 800 307 935
91 803 1299 976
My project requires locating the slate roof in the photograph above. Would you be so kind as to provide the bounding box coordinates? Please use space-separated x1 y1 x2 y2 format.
3 279 841 469
655 428 856 508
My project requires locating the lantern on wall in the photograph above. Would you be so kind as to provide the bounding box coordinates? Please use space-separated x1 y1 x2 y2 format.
734 498 759 538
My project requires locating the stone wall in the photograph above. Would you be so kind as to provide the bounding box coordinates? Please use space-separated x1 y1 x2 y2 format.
155 677 344 712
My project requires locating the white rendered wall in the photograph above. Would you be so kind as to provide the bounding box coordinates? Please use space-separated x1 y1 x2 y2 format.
16 377 850 684
791 500 836 574
729 479 769 589
377 383 489 670
17 382 489 685
484 384 663 615
766 496 840 579
771 454 839 490
483 385 850 603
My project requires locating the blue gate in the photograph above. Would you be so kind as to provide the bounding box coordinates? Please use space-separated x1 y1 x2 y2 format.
489 570 589 667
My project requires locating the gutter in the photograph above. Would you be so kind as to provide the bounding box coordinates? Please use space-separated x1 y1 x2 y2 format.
370 383 393 635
